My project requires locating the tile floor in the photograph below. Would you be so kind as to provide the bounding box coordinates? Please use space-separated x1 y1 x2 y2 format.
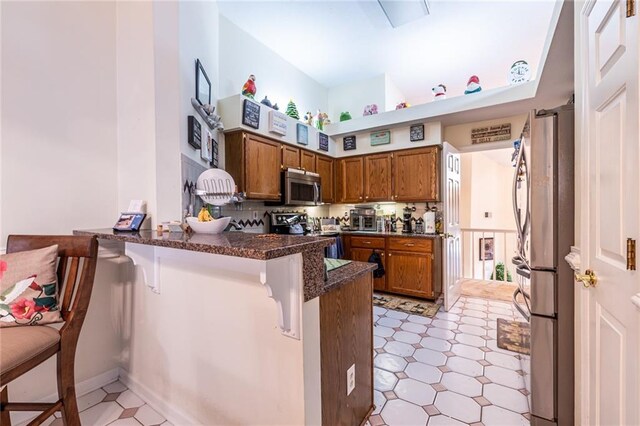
39 381 171 426
369 295 530 426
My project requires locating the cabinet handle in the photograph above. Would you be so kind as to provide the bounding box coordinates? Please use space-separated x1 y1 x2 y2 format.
359 196 363 200
405 243 415 247
388 253 392 257
364 241 371 244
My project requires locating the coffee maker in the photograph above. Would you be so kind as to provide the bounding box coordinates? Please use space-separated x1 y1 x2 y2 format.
402 206 413 233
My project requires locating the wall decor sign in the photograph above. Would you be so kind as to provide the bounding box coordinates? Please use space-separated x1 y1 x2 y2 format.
471 123 511 144
370 130 391 146
268 110 288 136
211 137 219 168
410 124 425 142
188 116 202 149
296 123 309 145
201 129 213 162
242 99 260 129
195 59 211 105
318 132 329 152
343 135 357 151
508 60 531 85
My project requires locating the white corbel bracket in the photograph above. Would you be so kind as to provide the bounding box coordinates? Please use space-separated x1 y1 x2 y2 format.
260 254 303 340
125 243 161 294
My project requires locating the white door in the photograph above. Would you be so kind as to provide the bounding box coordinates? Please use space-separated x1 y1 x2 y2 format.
443 142 462 311
576 0 640 424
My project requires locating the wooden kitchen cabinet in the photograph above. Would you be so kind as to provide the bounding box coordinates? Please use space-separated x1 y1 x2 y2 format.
301 150 316 173
386 250 434 299
225 131 282 201
281 145 300 170
336 156 364 203
393 147 440 202
350 248 386 291
364 153 393 202
315 155 334 203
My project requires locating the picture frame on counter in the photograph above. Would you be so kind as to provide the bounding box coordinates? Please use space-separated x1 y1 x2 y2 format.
296 123 309 145
113 213 146 232
242 99 260 129
187 116 202 149
343 135 357 151
201 129 213 162
410 124 425 142
370 130 391 146
268 110 288 136
318 132 329 152
195 59 211 106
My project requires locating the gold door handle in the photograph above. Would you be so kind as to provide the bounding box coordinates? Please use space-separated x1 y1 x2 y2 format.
575 269 597 288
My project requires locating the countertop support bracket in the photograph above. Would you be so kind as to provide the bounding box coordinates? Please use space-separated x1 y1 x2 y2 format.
261 254 303 340
125 243 161 294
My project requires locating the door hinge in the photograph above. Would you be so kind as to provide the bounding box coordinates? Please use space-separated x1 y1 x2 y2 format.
628 0 636 17
627 238 636 270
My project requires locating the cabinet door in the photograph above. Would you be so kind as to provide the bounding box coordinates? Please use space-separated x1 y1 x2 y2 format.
393 147 440 202
338 157 364 203
350 248 385 292
282 145 300 170
364 153 393 202
386 251 434 299
244 134 281 200
316 155 334 203
301 150 316 173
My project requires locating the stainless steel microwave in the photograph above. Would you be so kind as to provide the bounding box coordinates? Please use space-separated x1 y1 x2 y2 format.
282 169 322 206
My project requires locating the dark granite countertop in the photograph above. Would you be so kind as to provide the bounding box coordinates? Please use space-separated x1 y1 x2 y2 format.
73 229 333 261
324 261 376 293
340 231 442 239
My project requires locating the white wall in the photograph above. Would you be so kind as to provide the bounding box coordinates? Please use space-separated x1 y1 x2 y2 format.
327 74 386 123
0 0 122 411
384 74 406 112
218 16 328 120
443 114 528 152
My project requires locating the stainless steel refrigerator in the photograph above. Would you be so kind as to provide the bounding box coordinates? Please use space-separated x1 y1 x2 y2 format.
512 105 575 426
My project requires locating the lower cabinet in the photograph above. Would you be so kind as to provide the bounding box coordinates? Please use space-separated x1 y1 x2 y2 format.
386 250 435 299
350 248 386 292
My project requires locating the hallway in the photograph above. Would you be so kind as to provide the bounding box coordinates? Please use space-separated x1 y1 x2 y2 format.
370 296 529 425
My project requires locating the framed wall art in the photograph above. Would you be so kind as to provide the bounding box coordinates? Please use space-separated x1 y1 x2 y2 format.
296 123 309 145
195 59 211 106
410 124 425 142
479 237 495 261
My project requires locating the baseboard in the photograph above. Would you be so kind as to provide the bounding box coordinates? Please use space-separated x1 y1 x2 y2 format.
118 368 200 426
12 368 120 425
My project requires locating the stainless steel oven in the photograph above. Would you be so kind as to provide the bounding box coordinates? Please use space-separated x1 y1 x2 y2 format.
282 169 321 206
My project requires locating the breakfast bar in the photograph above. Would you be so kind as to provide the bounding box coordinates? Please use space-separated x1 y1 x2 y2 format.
74 229 375 425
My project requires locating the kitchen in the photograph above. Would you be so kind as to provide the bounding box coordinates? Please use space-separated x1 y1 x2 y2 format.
4 0 637 426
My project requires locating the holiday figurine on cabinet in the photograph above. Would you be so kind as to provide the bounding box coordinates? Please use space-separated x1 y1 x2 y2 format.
272 103 279 111
304 111 314 126
340 111 352 122
241 74 256 99
285 99 300 120
432 84 447 100
363 104 378 116
464 75 482 95
313 109 325 130
260 96 273 108
395 102 410 110
321 113 331 126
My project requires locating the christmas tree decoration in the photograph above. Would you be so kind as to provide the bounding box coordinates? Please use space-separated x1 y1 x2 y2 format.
242 74 256 99
432 84 447 100
340 111 352 122
464 75 482 95
363 104 378 116
285 99 300 120
395 102 410 110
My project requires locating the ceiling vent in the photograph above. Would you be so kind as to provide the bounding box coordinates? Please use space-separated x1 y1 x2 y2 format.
377 0 431 28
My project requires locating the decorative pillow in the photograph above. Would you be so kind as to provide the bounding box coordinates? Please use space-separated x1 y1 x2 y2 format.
0 245 61 327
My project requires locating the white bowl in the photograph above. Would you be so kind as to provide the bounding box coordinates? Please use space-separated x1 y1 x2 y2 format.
186 216 232 234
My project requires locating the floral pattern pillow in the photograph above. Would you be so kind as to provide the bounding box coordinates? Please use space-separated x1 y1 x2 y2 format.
0 245 61 327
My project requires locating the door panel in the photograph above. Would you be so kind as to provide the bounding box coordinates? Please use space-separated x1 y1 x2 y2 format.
245 135 281 200
340 157 364 203
443 143 462 311
351 248 385 291
364 153 392 202
393 147 439 202
301 150 316 173
579 1 640 424
282 145 300 170
387 251 433 299
316 155 334 203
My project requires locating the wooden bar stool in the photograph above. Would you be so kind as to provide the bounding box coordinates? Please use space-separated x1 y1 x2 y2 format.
0 235 98 426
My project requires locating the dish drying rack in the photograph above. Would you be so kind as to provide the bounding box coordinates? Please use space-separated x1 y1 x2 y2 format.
194 169 245 207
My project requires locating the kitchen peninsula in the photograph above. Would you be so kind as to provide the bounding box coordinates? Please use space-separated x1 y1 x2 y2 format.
74 229 375 426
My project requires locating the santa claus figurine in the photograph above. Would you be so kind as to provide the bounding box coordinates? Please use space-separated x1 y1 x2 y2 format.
242 74 256 99
432 84 447 101
464 76 482 95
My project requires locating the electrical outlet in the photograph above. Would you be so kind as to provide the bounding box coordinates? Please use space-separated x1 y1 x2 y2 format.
347 364 356 395
252 211 258 220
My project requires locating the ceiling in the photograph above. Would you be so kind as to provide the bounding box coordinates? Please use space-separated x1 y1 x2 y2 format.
217 0 558 106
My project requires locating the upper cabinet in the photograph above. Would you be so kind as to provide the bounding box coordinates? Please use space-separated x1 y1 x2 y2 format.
225 131 281 201
282 145 300 170
336 157 365 203
301 150 316 173
393 147 440 202
316 155 334 204
364 153 393 202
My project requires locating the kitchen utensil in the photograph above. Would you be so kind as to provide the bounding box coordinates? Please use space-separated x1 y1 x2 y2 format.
196 169 236 206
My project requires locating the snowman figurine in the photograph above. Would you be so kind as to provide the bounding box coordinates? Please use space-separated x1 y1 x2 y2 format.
432 84 447 101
